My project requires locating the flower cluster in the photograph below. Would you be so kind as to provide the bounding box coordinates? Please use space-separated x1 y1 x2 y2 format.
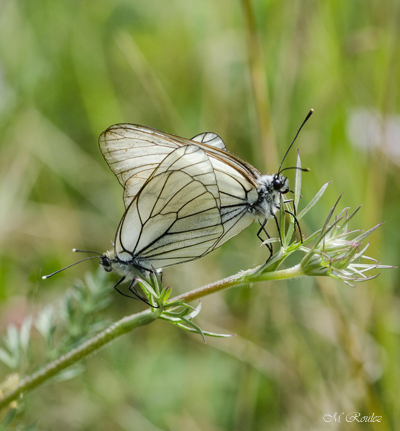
300 197 392 286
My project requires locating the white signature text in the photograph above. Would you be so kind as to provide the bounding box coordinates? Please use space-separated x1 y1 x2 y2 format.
323 412 382 423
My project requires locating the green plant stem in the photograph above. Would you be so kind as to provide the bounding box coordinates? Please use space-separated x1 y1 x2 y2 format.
0 309 157 410
172 264 304 303
0 264 304 409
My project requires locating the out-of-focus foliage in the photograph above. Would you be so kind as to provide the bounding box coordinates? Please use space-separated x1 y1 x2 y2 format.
0 0 398 429
0 271 112 375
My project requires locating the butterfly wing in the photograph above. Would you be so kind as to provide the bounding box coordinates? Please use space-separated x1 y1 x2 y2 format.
178 136 260 246
211 157 259 248
101 124 264 259
115 145 224 269
155 144 221 208
99 124 261 208
191 132 227 150
99 124 182 208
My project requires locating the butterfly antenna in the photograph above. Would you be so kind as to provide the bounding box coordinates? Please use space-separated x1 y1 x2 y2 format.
72 248 102 256
279 166 310 174
278 109 314 174
42 256 99 279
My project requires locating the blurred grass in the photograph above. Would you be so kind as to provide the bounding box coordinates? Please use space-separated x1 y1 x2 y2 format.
0 0 399 430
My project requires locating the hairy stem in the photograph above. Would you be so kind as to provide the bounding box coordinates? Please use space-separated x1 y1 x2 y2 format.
172 264 304 303
0 310 157 410
0 264 304 409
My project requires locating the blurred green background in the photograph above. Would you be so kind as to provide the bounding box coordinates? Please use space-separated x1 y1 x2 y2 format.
0 0 399 429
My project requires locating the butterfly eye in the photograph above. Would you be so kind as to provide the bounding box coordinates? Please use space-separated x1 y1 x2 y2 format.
272 175 290 194
272 176 283 191
100 256 112 272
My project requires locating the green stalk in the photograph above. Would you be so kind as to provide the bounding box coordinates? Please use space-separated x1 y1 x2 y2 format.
172 264 304 303
0 310 157 410
0 264 304 409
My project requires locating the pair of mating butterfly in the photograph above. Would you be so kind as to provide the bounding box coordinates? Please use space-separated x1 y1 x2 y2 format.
43 110 313 304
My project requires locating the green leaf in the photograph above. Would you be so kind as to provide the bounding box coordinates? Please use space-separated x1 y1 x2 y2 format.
47 364 85 384
34 306 55 350
164 298 186 308
179 317 206 342
149 267 163 296
297 182 331 221
352 223 383 243
4 325 20 369
159 287 172 303
135 278 158 299
159 313 182 322
284 200 295 245
174 321 233 338
0 347 16 369
280 193 286 247
20 316 33 357
259 238 281 245
199 330 234 338
301 229 323 246
187 301 202 319
294 150 302 210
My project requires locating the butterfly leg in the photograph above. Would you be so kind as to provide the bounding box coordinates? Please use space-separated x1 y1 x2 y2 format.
283 199 303 243
283 198 296 219
285 210 303 242
128 278 159 308
113 276 138 300
270 210 283 246
257 219 267 240
257 220 273 262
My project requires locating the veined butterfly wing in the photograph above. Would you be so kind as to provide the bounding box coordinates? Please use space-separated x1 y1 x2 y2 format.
115 145 224 269
154 144 221 209
207 157 259 248
99 124 181 208
100 124 268 259
191 132 227 150
99 124 261 208
45 112 313 299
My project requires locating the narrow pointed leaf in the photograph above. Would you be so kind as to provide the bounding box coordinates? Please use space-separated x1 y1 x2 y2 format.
294 150 302 209
187 301 202 319
297 182 331 220
0 347 16 369
135 278 158 299
180 317 206 342
337 205 363 234
280 193 286 247
260 238 281 246
352 223 383 243
20 316 33 356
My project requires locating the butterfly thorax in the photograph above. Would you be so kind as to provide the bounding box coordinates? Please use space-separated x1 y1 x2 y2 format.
253 174 289 219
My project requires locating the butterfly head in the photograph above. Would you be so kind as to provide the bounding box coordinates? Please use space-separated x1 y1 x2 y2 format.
100 249 147 280
253 174 288 218
257 174 289 199
100 249 126 275
271 173 289 194
100 253 113 272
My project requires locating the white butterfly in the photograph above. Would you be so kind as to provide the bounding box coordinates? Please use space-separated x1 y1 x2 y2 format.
43 112 311 303
98 115 312 273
